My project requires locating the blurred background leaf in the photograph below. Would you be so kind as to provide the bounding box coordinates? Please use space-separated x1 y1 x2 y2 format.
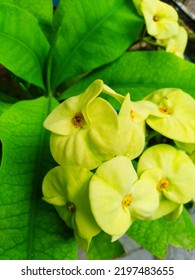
61 51 195 103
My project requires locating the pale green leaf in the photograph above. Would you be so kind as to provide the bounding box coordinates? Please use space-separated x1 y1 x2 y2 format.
0 92 17 116
51 0 144 89
87 232 125 260
0 97 77 260
127 209 195 259
0 3 50 89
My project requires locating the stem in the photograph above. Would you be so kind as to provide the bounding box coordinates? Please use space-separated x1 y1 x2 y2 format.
46 30 60 97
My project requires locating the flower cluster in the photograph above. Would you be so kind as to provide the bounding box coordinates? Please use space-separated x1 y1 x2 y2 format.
42 80 195 250
133 0 188 58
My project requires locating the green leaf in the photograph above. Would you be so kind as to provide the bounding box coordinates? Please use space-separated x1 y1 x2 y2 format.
61 51 195 100
0 92 17 117
0 3 50 89
127 209 195 259
51 0 144 89
87 232 125 260
0 0 53 37
0 97 77 260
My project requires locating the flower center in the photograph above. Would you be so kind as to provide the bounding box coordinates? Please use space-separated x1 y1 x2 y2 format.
158 106 172 115
130 109 135 120
157 178 169 192
153 15 159 22
72 112 85 128
66 201 76 213
122 194 132 209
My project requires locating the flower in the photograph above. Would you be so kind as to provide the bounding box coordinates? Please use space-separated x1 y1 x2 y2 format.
145 88 195 143
137 144 195 210
158 26 188 58
42 165 101 250
89 156 159 240
117 94 156 159
44 79 124 170
141 0 179 40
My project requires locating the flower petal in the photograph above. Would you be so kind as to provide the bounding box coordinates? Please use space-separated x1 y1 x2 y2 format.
130 170 160 219
86 97 119 160
89 157 137 236
137 144 195 204
42 166 68 206
145 88 195 143
141 0 179 39
50 131 102 169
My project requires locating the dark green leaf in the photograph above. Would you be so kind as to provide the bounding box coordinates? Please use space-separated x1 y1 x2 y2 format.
127 209 195 259
87 232 125 260
61 51 195 100
0 97 77 260
51 0 144 89
0 3 50 89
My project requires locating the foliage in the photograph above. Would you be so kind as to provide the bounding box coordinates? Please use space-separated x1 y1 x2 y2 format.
0 0 195 260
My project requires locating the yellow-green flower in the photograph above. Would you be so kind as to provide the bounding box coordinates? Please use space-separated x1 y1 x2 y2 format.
117 94 156 159
137 144 195 207
145 88 195 143
44 80 124 170
141 0 179 40
42 165 101 250
89 156 159 240
175 141 195 165
158 26 188 58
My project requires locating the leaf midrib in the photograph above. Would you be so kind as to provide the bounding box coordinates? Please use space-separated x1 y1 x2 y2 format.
27 97 53 260
0 32 42 75
54 0 126 86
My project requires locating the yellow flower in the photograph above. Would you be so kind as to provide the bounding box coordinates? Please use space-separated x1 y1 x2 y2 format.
44 80 124 169
145 88 195 143
117 94 156 159
89 157 159 240
137 144 195 207
158 26 188 58
42 165 101 250
141 0 179 40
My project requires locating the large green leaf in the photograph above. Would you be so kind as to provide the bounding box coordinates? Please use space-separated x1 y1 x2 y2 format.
87 232 125 260
61 51 195 101
0 92 17 117
50 0 144 89
127 209 195 259
0 3 50 89
0 0 53 37
0 97 77 260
